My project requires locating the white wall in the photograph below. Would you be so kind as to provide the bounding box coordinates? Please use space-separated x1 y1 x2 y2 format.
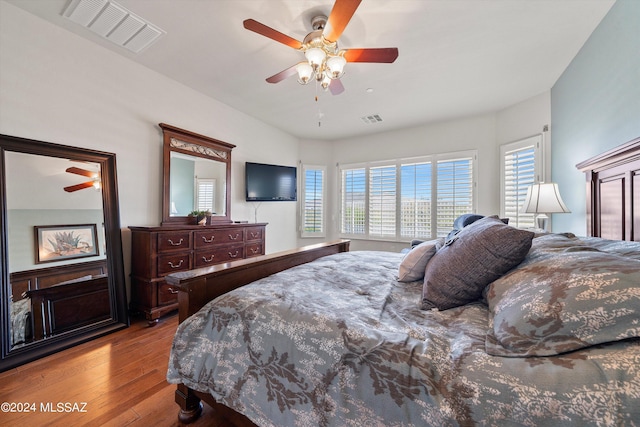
0 2 299 296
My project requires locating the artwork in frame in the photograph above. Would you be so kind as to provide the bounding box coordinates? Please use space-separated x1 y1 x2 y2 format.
34 224 99 264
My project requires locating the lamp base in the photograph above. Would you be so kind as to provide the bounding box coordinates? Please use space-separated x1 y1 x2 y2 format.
535 213 549 232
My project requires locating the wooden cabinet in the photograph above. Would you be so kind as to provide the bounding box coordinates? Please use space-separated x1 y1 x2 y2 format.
129 223 266 324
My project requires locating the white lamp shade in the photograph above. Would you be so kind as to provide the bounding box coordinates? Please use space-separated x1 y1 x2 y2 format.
520 182 570 214
326 55 346 79
296 62 313 84
305 47 326 68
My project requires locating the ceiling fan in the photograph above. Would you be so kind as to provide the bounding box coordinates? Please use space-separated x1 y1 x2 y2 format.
64 166 101 192
243 0 399 95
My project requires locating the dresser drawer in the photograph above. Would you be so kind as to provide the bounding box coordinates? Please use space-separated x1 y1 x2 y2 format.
158 282 179 306
195 245 244 267
194 228 244 248
245 242 263 258
157 252 191 276
157 231 191 252
245 226 264 242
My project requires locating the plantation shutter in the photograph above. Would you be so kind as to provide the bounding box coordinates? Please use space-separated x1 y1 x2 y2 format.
501 135 541 228
369 165 397 237
195 178 215 212
436 157 474 237
301 165 325 237
341 168 366 235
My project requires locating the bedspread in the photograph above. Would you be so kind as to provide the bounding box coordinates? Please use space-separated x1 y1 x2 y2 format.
167 250 640 427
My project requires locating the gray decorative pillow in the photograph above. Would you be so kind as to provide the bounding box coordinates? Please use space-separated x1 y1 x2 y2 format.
398 239 442 282
421 216 534 310
485 242 640 357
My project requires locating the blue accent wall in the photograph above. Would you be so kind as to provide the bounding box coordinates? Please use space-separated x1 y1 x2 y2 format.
551 0 640 235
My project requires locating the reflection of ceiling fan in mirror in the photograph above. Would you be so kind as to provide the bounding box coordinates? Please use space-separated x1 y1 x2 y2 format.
243 0 399 95
64 166 101 192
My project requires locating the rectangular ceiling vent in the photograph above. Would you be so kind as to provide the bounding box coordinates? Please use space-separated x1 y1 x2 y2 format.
361 114 383 124
62 0 165 54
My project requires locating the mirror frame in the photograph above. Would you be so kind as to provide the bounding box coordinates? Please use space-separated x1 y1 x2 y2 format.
0 133 129 372
160 123 235 225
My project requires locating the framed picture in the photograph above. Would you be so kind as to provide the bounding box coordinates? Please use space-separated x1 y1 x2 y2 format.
34 224 99 264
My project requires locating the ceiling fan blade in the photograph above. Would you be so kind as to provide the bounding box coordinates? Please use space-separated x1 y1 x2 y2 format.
64 181 94 192
66 166 96 178
323 0 362 42
243 19 303 49
343 48 399 63
266 65 298 83
329 78 345 95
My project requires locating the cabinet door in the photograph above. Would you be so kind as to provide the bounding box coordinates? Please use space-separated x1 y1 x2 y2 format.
245 242 263 258
195 245 244 267
157 231 192 252
158 282 179 306
157 252 192 276
194 228 244 248
245 226 264 242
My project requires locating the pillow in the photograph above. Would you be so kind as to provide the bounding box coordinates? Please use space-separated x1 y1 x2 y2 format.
398 239 442 282
421 216 534 310
485 248 640 357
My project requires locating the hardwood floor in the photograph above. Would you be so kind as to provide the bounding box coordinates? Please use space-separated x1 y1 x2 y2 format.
0 313 225 427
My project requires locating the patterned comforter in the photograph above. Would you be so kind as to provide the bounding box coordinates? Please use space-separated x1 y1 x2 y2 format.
167 237 640 426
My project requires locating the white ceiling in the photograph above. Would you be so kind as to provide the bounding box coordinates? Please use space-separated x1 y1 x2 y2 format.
6 0 615 140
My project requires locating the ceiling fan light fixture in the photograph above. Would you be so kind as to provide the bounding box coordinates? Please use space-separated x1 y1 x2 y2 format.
320 73 332 91
296 62 314 84
326 54 346 79
305 47 327 71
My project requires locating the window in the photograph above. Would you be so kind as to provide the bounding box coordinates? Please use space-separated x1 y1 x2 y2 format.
300 165 326 237
340 151 476 241
195 178 215 212
500 135 542 228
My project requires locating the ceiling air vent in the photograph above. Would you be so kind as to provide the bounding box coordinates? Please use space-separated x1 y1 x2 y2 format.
62 0 165 54
361 114 383 124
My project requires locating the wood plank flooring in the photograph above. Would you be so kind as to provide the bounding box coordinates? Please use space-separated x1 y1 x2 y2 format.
0 314 225 427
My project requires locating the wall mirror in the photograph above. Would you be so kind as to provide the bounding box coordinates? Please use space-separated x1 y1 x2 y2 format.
0 134 128 372
160 123 235 225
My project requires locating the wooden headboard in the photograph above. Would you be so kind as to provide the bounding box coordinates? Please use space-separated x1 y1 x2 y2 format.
576 136 640 241
9 259 108 301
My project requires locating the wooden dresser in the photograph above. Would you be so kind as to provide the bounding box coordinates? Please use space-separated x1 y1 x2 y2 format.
129 223 266 324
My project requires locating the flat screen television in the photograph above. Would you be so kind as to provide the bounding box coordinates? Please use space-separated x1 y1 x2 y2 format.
245 162 297 201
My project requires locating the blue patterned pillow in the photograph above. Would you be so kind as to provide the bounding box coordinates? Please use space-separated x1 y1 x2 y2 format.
485 237 640 356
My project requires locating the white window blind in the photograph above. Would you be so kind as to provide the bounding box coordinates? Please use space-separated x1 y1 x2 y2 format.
436 158 474 237
341 168 366 235
301 165 326 237
195 178 215 212
369 165 396 237
501 135 542 228
339 151 476 241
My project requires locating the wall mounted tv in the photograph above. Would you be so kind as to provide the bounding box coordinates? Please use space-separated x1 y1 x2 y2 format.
245 162 297 202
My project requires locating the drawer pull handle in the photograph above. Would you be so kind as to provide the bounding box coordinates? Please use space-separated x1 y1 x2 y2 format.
250 232 260 239
168 260 184 268
228 250 239 258
167 238 184 246
166 287 179 294
201 236 215 243
228 233 240 240
250 247 259 254
202 255 215 263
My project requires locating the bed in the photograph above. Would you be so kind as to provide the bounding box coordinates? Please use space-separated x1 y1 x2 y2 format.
166 140 640 426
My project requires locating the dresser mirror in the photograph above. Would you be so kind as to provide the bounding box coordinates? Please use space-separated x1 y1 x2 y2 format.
160 123 235 225
0 134 128 372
